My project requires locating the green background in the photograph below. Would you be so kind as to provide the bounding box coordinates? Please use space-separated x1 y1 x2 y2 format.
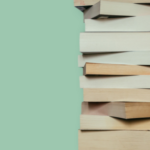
0 0 84 149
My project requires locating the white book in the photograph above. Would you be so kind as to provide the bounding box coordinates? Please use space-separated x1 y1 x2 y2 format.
84 0 150 19
78 52 150 67
80 115 150 130
80 75 150 88
85 16 150 32
75 0 150 12
80 33 150 53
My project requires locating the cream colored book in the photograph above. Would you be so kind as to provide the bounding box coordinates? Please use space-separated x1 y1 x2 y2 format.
78 52 150 67
80 115 150 130
75 0 150 11
84 63 150 75
83 88 150 102
80 75 150 88
79 130 150 150
82 102 150 119
85 16 150 31
80 33 150 53
84 0 150 19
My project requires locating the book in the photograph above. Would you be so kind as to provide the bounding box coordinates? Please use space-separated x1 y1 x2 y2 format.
74 0 99 11
80 33 150 53
79 130 150 150
85 16 150 31
83 88 150 102
82 102 150 119
75 0 150 12
78 52 150 67
84 63 150 75
80 75 150 88
80 115 150 130
84 0 150 19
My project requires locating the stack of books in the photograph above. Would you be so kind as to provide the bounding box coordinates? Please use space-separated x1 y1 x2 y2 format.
75 0 150 149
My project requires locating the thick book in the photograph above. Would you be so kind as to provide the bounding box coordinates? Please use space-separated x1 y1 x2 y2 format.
79 130 150 150
82 102 150 119
80 115 150 130
84 63 150 75
85 16 150 31
80 75 150 88
78 52 150 67
83 88 150 102
80 33 150 53
84 0 150 19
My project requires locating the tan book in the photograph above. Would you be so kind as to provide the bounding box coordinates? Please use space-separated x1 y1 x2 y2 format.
80 33 150 53
84 88 150 102
84 63 150 75
79 130 150 150
78 52 150 67
82 102 150 119
80 75 150 88
85 16 150 31
84 0 150 19
80 115 150 130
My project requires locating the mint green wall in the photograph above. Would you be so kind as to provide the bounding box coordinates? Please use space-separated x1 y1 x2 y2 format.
0 0 84 149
